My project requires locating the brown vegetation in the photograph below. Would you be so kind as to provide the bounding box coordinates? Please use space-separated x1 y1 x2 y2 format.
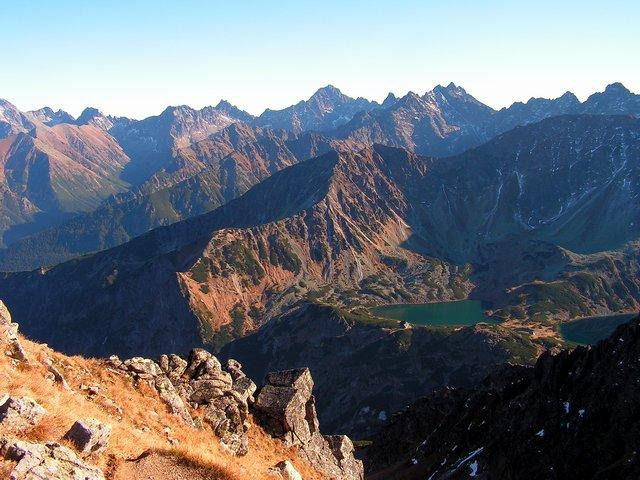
0 333 325 479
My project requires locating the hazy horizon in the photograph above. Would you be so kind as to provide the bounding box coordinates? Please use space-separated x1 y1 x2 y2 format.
2 0 638 118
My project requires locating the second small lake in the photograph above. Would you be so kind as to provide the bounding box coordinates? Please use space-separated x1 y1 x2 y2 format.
559 313 637 345
371 300 490 327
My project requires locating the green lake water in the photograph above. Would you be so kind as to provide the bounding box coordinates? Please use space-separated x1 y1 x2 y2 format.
371 300 490 327
559 313 637 345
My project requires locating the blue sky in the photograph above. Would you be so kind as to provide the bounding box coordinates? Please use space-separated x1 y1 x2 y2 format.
2 0 638 118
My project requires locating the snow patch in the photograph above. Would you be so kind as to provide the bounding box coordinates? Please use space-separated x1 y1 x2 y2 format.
469 460 479 477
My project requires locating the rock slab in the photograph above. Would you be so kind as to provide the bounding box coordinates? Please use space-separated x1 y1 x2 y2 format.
0 396 45 431
63 418 111 455
1 439 105 480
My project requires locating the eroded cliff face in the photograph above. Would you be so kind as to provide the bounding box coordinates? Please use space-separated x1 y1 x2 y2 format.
364 314 640 480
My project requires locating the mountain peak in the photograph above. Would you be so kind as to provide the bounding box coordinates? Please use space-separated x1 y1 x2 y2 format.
27 106 75 126
559 90 579 100
215 99 234 110
75 107 117 130
381 92 398 108
433 82 468 98
313 84 343 96
159 105 191 117
76 107 103 123
604 82 630 94
309 85 348 105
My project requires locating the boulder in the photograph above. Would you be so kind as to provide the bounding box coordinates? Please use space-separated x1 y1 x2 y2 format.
189 374 233 403
42 357 71 391
166 354 188 379
0 396 45 431
1 439 105 480
270 460 303 480
254 368 318 444
63 418 111 455
184 349 219 378
325 435 363 479
119 349 251 455
224 359 245 380
232 376 257 403
0 301 12 324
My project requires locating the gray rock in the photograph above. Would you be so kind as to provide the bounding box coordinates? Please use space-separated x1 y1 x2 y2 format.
119 349 251 456
184 349 219 377
167 354 188 378
189 374 233 403
42 357 71 391
106 355 122 369
204 395 249 456
255 369 318 445
122 357 163 378
63 418 111 455
0 301 12 324
224 359 245 380
1 439 105 480
232 376 257 403
153 376 194 426
0 396 46 431
270 460 303 480
325 435 362 477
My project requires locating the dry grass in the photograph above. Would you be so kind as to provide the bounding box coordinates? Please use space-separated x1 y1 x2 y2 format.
0 334 326 480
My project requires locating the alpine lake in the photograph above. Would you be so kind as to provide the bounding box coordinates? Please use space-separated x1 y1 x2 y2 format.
371 299 492 327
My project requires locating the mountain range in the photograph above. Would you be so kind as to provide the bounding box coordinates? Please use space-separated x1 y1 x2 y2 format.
1 114 638 357
1 81 639 475
1 82 638 262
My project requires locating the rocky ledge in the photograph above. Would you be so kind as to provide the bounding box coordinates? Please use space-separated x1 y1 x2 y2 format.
109 349 364 479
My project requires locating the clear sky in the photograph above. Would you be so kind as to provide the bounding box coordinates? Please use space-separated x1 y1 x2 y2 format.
2 0 638 119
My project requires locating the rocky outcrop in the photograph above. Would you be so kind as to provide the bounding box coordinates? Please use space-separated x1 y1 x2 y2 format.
0 301 28 363
112 350 362 476
0 396 45 432
0 439 105 480
63 418 111 455
254 368 364 480
365 315 640 479
112 349 254 456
